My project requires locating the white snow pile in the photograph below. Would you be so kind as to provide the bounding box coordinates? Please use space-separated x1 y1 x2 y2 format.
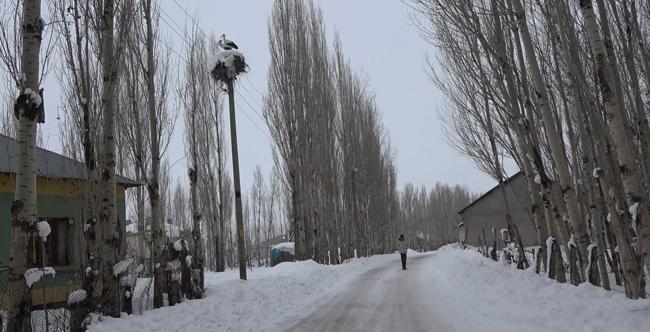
24 267 55 288
113 257 133 277
36 220 51 242
67 289 88 305
88 252 420 332
87 246 650 332
534 173 541 184
271 242 294 255
414 246 650 332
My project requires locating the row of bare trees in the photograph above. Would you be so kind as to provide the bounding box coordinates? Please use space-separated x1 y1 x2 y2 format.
400 183 476 251
0 0 222 329
265 0 435 262
409 0 650 298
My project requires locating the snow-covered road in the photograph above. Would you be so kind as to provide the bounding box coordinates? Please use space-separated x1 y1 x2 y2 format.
287 253 453 332
89 246 650 332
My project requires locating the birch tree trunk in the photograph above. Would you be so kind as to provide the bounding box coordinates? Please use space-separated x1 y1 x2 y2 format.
99 0 121 317
6 0 43 329
577 1 650 288
140 0 165 309
510 0 589 281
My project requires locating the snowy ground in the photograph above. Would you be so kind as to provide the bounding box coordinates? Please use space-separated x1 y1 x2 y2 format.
88 246 650 332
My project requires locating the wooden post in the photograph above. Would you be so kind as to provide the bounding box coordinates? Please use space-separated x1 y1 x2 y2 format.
227 79 247 280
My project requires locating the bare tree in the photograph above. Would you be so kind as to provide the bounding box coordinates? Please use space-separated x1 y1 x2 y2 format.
4 0 45 328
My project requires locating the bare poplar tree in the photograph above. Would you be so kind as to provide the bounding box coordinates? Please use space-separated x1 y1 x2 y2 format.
4 0 44 328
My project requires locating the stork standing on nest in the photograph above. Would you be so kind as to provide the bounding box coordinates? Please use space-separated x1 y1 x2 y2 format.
218 34 238 50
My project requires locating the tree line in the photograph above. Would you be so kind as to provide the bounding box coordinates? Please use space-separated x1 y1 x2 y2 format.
0 0 477 329
264 0 475 261
409 0 650 298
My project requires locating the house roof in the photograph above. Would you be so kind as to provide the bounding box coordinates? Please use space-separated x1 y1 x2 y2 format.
0 133 139 187
458 171 524 215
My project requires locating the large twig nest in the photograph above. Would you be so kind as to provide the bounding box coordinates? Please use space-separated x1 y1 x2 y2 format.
210 50 247 83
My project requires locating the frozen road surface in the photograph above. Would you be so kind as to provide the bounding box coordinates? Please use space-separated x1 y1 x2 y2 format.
286 254 454 332
90 246 650 332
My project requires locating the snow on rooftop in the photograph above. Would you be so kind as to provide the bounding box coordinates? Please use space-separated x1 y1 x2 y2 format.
271 242 295 255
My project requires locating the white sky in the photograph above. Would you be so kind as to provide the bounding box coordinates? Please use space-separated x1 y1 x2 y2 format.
37 0 516 196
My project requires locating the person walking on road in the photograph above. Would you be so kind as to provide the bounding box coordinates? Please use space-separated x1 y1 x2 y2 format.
399 234 407 270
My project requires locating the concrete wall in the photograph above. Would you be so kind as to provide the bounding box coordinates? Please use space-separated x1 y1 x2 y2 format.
459 174 539 248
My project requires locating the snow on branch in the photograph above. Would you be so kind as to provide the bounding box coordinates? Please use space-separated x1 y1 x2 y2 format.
36 220 51 242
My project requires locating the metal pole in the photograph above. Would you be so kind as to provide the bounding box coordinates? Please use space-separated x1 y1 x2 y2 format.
227 79 247 280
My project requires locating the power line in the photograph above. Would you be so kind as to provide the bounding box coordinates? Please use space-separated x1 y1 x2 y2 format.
168 151 188 170
161 0 272 139
171 0 206 38
168 0 270 129
158 8 191 49
238 79 264 107
235 89 266 124
243 76 266 100
235 100 272 141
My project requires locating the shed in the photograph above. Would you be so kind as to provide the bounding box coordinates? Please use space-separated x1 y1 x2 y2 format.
458 172 538 248
270 242 295 267
0 134 138 308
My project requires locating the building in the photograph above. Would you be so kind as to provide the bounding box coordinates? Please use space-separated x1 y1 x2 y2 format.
458 172 539 248
0 134 138 307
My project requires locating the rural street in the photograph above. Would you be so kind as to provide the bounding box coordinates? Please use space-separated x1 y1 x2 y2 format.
286 253 455 332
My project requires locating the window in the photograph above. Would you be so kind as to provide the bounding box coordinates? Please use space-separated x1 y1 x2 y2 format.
29 218 72 267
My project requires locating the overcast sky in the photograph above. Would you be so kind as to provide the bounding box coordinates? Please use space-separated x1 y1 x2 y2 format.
38 0 515 196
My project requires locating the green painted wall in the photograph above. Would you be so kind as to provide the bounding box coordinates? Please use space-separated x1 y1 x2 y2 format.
0 185 127 299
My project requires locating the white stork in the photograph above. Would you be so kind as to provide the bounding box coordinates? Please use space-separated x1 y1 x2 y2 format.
218 34 238 50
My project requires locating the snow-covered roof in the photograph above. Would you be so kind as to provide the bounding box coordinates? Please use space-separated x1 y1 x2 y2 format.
271 242 295 255
0 134 139 187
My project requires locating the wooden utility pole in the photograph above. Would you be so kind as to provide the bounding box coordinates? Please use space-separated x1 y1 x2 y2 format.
227 80 247 280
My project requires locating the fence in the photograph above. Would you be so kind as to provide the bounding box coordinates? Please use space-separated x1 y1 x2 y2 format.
0 265 154 332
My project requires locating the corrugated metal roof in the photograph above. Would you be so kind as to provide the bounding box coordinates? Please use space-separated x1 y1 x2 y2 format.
0 133 139 187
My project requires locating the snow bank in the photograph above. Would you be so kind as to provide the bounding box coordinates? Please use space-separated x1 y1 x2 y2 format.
418 246 650 332
88 246 649 332
89 252 418 332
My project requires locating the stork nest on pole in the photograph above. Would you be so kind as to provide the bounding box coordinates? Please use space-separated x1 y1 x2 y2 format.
210 50 248 83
